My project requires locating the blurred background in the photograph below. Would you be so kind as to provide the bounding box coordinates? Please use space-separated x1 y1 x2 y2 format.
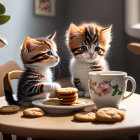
0 0 140 94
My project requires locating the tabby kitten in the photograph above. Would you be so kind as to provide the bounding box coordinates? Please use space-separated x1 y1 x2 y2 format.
66 23 112 97
5 33 61 106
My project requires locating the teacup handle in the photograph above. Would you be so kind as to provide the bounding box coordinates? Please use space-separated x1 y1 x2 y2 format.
123 76 136 100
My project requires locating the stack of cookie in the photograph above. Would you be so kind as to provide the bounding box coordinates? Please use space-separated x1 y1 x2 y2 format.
56 87 78 105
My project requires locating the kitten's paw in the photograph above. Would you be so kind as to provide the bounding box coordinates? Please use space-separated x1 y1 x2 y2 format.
78 91 85 97
49 82 61 91
53 82 61 90
49 83 61 98
84 92 90 98
44 83 61 92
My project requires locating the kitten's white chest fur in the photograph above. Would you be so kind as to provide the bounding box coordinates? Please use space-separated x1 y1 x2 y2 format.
70 58 90 90
30 64 53 83
43 68 53 82
70 57 109 97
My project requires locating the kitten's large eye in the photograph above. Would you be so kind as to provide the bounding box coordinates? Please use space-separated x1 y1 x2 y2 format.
95 46 101 52
81 45 88 51
46 51 53 56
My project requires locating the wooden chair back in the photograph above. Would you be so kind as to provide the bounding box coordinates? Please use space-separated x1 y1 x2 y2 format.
3 70 23 95
0 61 21 96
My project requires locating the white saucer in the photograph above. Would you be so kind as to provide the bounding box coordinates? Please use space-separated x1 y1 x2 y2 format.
117 104 126 111
32 98 93 114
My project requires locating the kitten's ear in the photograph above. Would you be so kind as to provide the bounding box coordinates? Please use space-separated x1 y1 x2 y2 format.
23 37 38 53
46 32 56 40
101 25 112 37
69 23 81 39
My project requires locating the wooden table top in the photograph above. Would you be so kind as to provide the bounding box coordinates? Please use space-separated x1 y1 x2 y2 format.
0 92 140 139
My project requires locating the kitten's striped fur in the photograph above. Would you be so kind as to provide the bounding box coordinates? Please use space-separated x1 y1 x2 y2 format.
5 33 61 106
66 23 112 97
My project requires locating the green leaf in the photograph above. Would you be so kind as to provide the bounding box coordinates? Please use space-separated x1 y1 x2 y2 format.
95 82 96 86
112 84 118 89
109 83 112 87
112 89 118 96
118 91 122 95
0 3 5 15
0 15 10 25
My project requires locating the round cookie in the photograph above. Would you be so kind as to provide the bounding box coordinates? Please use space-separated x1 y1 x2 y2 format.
0 105 20 113
56 87 78 94
60 100 75 105
58 93 78 99
23 108 45 117
72 100 86 106
62 96 78 102
74 112 96 122
96 107 125 122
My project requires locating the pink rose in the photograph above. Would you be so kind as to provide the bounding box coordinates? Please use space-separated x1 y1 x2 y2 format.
97 82 113 95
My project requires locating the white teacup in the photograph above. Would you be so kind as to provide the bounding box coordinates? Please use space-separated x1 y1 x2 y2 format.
88 71 136 109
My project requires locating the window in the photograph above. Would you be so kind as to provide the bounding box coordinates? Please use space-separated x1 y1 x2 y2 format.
125 0 140 38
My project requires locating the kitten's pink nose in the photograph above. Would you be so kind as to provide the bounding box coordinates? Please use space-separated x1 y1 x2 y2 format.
89 53 93 57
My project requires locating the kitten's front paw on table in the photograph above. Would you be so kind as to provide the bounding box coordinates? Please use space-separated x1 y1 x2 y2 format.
44 83 61 92
53 83 61 90
49 83 61 98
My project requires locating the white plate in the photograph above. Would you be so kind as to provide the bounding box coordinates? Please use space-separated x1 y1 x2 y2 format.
32 98 93 114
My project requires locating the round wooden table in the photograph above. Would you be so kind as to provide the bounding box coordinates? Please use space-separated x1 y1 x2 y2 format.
0 92 140 140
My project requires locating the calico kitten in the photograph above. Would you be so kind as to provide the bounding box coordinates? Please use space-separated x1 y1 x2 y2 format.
66 23 112 97
5 33 61 106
